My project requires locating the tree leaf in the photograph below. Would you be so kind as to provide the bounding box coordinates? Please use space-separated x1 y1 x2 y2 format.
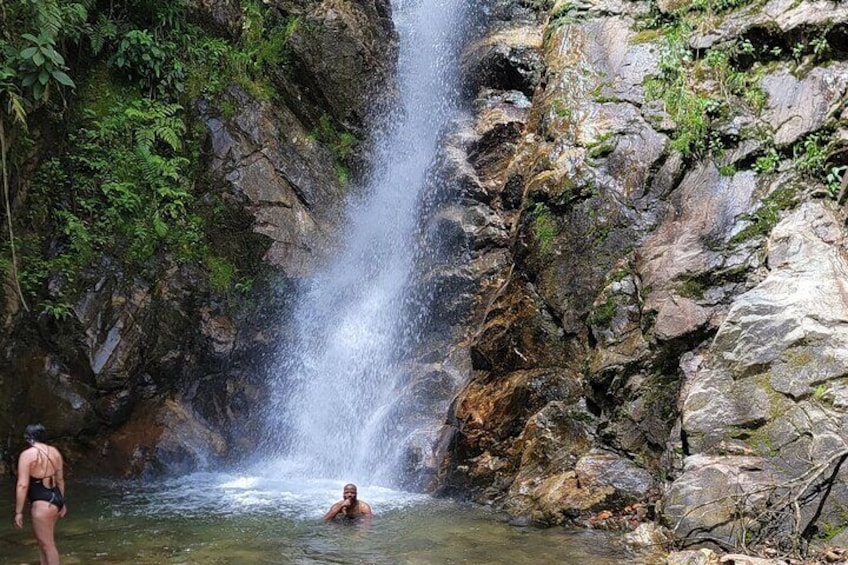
153 214 168 237
21 73 37 87
38 69 49 85
32 51 45 66
50 70 75 87
19 47 38 60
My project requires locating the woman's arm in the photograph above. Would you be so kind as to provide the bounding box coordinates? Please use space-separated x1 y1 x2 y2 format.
55 448 67 517
14 450 31 528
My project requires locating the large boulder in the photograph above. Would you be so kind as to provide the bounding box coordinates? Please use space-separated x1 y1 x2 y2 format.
664 202 848 547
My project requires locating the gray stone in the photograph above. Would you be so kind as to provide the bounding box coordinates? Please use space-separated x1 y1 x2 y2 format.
663 455 774 543
762 63 848 147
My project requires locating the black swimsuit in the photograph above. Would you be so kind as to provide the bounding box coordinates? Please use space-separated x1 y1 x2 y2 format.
26 446 64 510
28 477 64 510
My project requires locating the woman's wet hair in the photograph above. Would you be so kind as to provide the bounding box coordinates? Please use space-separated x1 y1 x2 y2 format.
24 424 46 445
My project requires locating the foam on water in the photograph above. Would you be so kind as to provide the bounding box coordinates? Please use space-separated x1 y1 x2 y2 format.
116 472 431 520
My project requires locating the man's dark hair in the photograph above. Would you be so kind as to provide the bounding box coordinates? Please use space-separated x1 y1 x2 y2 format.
24 424 46 445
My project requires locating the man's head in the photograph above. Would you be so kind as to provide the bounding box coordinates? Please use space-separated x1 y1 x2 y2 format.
343 484 358 502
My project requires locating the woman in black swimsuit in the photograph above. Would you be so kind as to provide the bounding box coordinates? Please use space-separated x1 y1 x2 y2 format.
14 424 67 565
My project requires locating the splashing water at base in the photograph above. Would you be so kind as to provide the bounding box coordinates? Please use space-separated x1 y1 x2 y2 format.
0 477 635 564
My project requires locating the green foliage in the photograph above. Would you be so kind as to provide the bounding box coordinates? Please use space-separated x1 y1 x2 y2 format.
793 133 829 176
730 185 796 245
207 256 235 292
0 0 88 104
229 1 296 90
314 113 357 160
2 0 301 311
753 146 780 174
718 163 736 176
336 164 351 187
0 1 91 312
530 202 558 253
826 166 847 197
640 2 773 160
588 296 616 328
17 30 75 101
688 0 753 14
89 14 119 56
19 95 204 302
644 22 718 157
820 520 846 542
586 132 615 152
789 33 831 66
789 132 848 199
311 113 358 186
675 277 706 299
812 383 828 401
548 3 577 31
111 29 184 98
234 276 254 295
41 299 73 320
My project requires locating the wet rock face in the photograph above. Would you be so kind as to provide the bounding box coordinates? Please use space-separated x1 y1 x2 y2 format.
281 0 399 129
462 27 545 97
203 86 346 277
434 0 848 546
436 0 670 520
188 0 243 37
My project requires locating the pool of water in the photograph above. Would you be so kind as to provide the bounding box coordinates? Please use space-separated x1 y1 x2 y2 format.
0 472 634 564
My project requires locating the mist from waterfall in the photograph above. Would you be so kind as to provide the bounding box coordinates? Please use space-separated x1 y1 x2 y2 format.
263 0 470 487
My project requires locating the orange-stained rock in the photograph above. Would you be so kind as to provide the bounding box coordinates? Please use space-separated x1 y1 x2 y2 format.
90 397 226 477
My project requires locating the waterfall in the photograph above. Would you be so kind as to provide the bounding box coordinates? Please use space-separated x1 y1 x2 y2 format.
264 0 471 487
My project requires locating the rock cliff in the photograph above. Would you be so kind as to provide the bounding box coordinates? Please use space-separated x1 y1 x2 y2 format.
431 0 848 553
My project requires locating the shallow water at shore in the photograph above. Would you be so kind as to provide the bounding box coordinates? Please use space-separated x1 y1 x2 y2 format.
0 475 634 564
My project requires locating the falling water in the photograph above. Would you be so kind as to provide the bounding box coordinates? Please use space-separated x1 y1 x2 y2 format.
264 0 471 486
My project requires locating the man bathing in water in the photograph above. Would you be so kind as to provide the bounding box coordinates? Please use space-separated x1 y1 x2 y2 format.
324 484 373 521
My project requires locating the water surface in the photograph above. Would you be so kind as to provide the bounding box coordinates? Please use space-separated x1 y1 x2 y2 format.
0 475 631 564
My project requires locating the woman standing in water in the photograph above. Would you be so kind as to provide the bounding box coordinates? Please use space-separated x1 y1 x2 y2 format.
14 424 67 565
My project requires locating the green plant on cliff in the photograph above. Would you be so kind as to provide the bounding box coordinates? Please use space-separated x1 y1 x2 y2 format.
311 113 357 186
3 0 311 310
207 256 236 293
827 165 847 198
19 91 205 304
793 132 833 181
729 185 796 245
587 295 616 328
643 22 717 158
753 146 780 174
0 0 88 310
530 202 558 253
640 0 770 160
544 2 578 43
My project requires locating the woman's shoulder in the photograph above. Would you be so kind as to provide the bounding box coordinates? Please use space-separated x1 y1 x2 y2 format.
17 446 38 467
46 444 63 460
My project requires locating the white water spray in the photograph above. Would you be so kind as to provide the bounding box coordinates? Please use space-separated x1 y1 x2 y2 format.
265 0 471 486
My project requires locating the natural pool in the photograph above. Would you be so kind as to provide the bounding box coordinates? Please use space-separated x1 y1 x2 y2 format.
0 472 634 564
